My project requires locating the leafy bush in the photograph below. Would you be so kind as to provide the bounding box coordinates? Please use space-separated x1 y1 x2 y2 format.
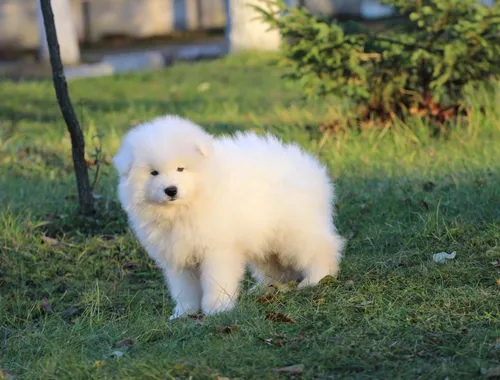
256 0 500 125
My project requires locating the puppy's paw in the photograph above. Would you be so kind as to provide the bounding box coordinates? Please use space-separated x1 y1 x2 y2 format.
168 304 199 321
168 312 184 321
297 278 319 289
202 293 236 316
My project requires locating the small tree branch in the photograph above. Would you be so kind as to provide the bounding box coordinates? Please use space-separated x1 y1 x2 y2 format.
39 0 95 215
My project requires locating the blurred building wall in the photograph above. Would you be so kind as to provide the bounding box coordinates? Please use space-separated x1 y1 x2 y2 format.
2 0 494 52
0 0 227 51
0 0 389 52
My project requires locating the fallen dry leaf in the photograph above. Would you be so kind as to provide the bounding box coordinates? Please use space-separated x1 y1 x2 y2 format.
265 312 294 323
214 325 238 335
272 364 305 374
257 293 284 305
41 296 54 314
187 312 205 321
41 235 61 247
122 262 140 270
496 279 500 288
427 336 441 344
115 338 137 348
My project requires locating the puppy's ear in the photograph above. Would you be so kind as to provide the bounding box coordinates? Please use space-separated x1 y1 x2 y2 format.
113 142 133 177
195 140 213 158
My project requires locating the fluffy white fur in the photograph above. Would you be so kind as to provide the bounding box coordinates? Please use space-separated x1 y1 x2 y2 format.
113 115 344 319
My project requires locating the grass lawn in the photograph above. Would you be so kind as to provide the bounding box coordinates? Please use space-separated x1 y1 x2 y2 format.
1 53 499 379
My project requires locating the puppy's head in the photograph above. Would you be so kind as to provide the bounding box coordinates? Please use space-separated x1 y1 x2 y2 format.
113 115 213 209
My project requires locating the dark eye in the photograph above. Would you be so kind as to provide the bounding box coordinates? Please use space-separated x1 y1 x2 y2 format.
177 167 184 172
151 170 159 176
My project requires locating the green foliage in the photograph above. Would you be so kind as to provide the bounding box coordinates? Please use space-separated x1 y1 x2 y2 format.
256 0 500 121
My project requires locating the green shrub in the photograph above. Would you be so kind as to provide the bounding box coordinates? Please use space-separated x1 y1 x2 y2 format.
256 0 500 125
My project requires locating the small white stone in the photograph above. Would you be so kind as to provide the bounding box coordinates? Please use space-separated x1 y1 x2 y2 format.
432 251 456 264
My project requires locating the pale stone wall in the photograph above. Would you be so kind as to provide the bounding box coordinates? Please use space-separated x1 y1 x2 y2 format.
226 0 282 52
86 0 174 42
0 0 227 50
0 1 39 49
1 0 360 52
8 0 483 54
37 0 81 65
199 0 227 29
0 0 82 50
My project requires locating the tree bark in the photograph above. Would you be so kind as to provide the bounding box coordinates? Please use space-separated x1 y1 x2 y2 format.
39 0 95 216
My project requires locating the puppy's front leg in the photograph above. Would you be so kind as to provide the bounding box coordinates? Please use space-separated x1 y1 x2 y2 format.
200 251 245 315
164 266 202 320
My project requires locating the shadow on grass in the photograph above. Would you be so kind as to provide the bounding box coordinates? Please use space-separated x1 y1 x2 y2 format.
4 161 499 245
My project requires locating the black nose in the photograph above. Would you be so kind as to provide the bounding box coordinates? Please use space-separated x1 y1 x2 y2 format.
164 186 178 197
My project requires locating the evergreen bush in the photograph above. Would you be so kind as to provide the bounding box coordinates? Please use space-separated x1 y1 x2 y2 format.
256 0 500 126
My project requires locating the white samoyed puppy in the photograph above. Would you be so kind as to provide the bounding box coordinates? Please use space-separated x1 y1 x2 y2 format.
113 115 344 319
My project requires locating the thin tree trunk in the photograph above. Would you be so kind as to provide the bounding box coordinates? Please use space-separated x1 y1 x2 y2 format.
39 0 95 216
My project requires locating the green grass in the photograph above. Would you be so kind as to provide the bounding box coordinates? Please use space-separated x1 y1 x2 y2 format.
1 53 499 379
